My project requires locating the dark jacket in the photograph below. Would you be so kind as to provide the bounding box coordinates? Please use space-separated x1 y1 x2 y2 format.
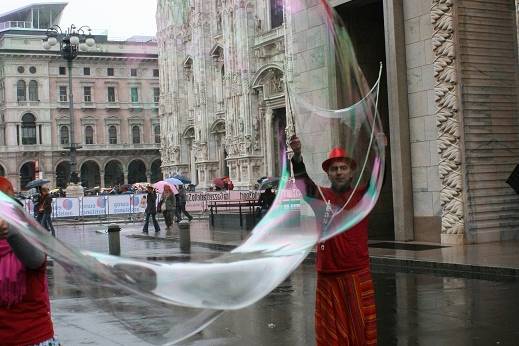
145 190 158 214
37 194 52 214
177 189 187 205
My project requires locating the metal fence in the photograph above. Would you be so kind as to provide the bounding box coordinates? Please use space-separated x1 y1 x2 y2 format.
22 190 301 219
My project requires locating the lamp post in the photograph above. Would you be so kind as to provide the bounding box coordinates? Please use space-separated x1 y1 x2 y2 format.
43 25 95 186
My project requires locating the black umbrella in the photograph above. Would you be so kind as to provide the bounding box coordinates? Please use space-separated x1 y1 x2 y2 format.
259 177 280 190
26 178 50 189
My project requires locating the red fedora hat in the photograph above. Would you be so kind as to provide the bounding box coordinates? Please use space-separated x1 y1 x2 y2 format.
322 147 357 172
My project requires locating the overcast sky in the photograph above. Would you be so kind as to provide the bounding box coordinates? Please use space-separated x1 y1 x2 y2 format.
0 0 157 39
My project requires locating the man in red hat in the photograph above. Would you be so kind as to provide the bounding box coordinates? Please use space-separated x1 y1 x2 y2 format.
290 136 377 346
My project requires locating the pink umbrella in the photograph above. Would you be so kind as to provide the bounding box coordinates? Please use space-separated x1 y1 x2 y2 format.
153 181 178 194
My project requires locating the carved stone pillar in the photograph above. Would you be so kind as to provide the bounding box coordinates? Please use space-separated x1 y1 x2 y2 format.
265 108 273 176
431 0 465 243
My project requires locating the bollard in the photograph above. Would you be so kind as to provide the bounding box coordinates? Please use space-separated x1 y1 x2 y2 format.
178 220 191 253
107 223 121 256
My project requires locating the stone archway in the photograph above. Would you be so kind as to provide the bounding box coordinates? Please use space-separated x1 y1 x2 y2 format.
19 161 36 190
210 120 226 177
252 66 288 177
80 161 101 188
127 159 147 184
150 159 162 183
55 161 71 189
104 160 124 187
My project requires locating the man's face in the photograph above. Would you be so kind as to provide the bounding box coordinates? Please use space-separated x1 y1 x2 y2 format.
327 159 353 191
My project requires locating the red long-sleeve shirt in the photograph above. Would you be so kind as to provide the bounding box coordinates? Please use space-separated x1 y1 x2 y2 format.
292 158 370 273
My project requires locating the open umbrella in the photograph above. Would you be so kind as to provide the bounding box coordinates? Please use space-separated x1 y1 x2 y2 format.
172 175 191 184
25 179 50 189
153 181 179 194
259 177 280 190
165 177 183 186
212 177 225 189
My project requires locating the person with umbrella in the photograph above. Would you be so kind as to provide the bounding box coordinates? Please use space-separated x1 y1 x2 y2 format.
142 185 160 233
175 185 193 222
258 188 276 216
36 186 55 237
158 185 176 231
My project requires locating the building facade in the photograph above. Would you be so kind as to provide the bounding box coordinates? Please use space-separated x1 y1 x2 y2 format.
0 3 162 191
157 0 519 245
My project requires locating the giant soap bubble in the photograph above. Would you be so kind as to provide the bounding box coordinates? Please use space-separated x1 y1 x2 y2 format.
0 0 385 344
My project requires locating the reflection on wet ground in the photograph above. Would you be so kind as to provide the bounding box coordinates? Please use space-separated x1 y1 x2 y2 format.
48 224 519 345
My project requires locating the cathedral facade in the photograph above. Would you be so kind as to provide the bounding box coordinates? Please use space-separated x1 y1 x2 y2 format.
156 0 290 189
157 0 519 245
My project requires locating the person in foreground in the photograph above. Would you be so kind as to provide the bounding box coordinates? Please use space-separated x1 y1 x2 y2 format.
290 136 377 346
0 177 60 346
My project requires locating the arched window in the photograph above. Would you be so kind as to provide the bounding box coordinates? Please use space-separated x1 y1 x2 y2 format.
28 80 38 101
60 125 69 145
21 113 36 145
154 125 160 144
85 125 94 144
132 125 141 144
108 125 117 144
17 80 26 101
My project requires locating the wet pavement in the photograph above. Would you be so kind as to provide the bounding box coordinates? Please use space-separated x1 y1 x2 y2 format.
46 221 519 345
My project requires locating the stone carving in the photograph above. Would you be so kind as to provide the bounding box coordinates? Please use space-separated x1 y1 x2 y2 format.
193 142 208 162
431 0 464 235
269 70 284 93
172 146 180 164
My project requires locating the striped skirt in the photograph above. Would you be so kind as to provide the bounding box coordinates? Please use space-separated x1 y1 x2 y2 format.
315 267 377 346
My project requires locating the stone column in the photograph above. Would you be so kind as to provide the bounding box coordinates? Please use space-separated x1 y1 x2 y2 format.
431 0 465 244
265 108 273 176
383 0 414 241
100 170 105 188
123 171 128 185
147 172 152 184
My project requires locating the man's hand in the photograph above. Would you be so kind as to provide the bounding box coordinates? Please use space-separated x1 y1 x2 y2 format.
0 219 8 240
289 135 302 156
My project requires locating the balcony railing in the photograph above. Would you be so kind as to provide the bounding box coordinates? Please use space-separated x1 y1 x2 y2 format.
17 100 40 106
105 101 120 109
81 101 96 109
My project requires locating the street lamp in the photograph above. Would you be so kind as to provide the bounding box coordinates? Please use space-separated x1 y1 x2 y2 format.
43 25 95 186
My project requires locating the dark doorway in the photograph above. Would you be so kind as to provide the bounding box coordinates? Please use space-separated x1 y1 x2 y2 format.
20 161 36 190
55 161 71 188
0 165 5 176
150 160 163 183
336 0 394 240
104 160 124 187
272 107 287 177
80 161 101 188
128 160 147 184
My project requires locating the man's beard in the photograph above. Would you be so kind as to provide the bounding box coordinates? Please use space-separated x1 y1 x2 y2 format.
331 179 352 193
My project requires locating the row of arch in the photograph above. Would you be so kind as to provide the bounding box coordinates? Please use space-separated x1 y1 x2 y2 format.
1 159 163 190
